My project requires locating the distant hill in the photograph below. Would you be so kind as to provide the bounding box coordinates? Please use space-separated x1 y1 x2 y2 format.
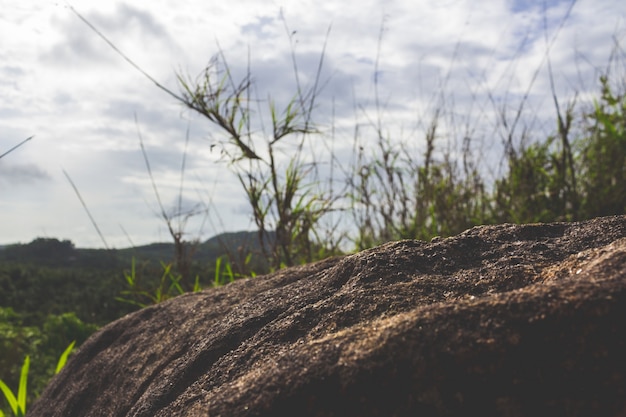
0 230 276 341
117 230 274 266
0 231 274 270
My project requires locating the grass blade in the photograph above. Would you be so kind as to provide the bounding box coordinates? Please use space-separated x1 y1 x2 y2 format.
214 256 223 286
55 341 76 375
0 136 33 160
62 169 109 250
0 379 18 415
17 356 28 416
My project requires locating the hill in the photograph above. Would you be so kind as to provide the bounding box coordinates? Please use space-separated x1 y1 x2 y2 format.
0 230 270 269
0 231 269 326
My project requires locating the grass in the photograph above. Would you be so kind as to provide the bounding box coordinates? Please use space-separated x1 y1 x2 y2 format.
115 257 202 308
59 4 626 271
0 356 27 417
0 342 75 417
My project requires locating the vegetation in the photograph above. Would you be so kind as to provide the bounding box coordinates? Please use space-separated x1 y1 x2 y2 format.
0 340 75 417
0 233 262 414
169 49 625 252
2 10 625 412
0 307 92 415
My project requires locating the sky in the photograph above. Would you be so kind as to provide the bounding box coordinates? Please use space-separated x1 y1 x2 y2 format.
1 0 624 249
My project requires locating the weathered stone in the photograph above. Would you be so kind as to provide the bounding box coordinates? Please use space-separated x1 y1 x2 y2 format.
29 216 626 417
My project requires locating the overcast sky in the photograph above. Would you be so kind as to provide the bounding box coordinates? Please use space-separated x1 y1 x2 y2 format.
1 0 624 249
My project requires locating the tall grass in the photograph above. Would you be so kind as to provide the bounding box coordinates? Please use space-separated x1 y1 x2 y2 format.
66 6 626 271
177 43 341 271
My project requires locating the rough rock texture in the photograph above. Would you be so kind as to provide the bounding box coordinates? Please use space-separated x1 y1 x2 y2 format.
29 216 626 417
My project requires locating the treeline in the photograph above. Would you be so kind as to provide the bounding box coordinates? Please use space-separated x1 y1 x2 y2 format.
0 233 269 326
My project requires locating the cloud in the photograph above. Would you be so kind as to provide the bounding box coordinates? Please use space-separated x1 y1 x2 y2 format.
241 15 280 40
42 3 174 67
0 65 26 79
0 163 50 185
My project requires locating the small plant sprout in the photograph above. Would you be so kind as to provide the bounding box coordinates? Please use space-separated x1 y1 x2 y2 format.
0 355 28 417
55 341 76 375
0 341 75 417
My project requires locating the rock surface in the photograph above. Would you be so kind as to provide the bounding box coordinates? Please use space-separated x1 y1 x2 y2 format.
29 216 626 417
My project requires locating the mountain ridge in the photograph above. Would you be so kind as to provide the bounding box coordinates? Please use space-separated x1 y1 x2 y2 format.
0 230 273 269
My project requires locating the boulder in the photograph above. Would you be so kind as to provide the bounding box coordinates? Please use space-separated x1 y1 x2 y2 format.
29 216 626 417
